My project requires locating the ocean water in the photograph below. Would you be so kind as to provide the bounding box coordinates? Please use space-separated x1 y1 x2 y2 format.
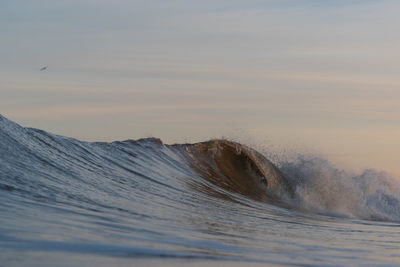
0 114 400 266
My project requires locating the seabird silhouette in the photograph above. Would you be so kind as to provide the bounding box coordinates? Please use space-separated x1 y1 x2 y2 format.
40 66 48 71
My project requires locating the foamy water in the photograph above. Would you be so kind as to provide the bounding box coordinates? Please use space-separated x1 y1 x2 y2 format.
0 115 399 266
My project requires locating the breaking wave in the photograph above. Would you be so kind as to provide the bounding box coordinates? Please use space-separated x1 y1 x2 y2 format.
0 114 399 222
1 114 400 266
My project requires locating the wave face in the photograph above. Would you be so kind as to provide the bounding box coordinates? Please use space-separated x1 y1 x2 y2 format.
1 114 400 266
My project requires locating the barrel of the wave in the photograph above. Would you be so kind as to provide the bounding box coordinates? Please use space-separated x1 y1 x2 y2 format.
172 140 294 204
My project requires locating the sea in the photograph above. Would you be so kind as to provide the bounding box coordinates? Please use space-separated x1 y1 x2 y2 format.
0 114 399 266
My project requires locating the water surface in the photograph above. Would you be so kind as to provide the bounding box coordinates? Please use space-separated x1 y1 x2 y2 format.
0 115 399 266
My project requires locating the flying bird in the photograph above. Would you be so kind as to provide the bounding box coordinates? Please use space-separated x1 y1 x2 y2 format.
40 66 48 71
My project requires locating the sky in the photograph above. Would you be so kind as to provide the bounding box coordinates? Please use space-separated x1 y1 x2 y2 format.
1 0 400 176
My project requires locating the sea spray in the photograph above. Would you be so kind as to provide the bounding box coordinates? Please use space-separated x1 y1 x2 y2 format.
279 156 400 221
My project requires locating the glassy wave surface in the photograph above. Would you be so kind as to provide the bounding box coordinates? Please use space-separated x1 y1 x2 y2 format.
0 114 399 266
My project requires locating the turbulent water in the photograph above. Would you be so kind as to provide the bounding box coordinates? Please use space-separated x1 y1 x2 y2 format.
1 114 400 266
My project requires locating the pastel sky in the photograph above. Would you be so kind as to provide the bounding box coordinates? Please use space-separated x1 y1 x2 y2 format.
1 1 400 176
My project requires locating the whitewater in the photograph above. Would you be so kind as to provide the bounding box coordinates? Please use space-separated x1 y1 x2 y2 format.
0 114 399 266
